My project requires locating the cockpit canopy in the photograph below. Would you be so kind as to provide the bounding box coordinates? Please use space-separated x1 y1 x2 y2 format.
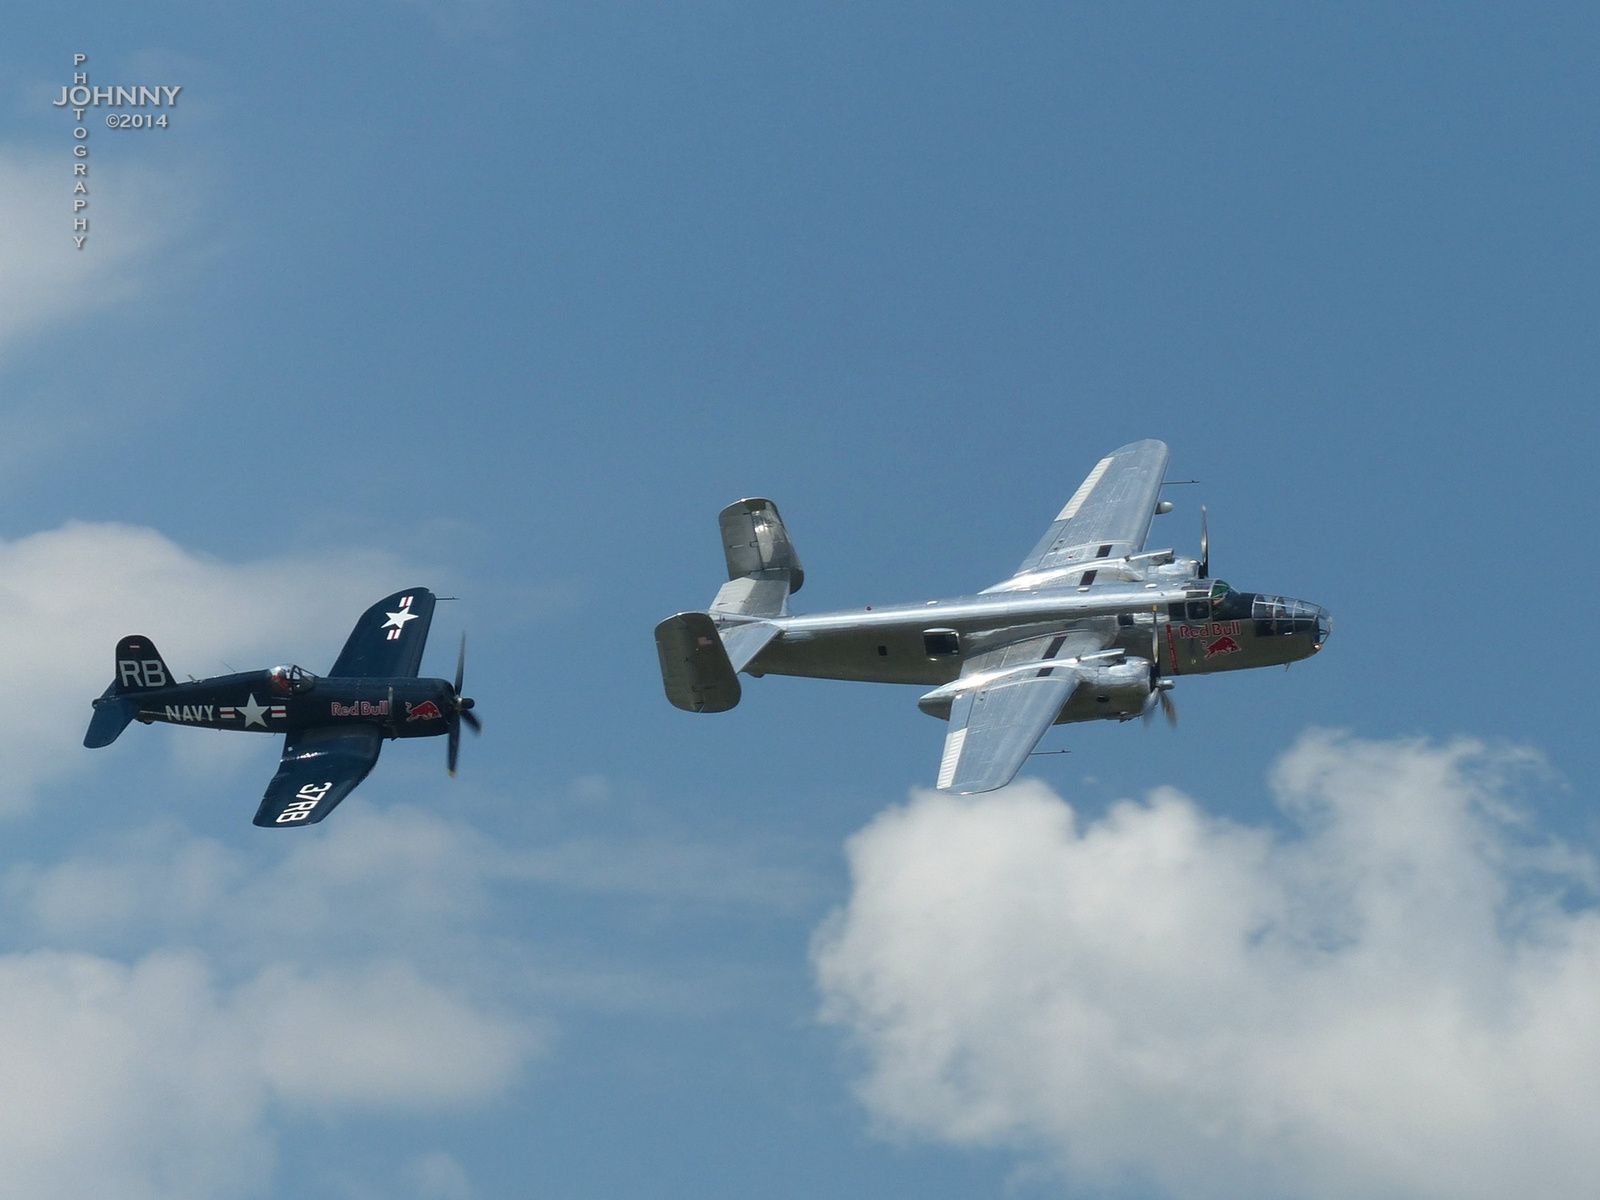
1251 594 1332 647
1180 586 1332 649
267 664 316 695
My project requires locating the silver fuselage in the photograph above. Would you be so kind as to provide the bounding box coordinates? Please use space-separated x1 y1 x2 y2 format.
738 561 1328 715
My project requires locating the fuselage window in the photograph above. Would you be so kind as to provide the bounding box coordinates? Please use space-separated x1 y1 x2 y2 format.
923 630 960 658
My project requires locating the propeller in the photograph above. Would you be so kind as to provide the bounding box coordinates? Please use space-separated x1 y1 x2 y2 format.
1199 505 1210 579
1143 606 1178 729
447 632 480 776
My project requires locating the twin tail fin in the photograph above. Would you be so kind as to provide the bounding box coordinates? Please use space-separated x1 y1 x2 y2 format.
711 499 803 619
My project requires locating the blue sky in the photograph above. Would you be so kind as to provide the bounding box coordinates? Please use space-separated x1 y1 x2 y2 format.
1 4 1597 1197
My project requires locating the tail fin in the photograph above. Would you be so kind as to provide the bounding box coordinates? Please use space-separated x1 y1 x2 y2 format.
712 499 804 618
655 612 742 713
112 635 177 694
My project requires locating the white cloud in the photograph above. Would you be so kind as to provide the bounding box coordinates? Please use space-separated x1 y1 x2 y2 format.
0 949 270 1200
0 947 527 1200
814 733 1600 1200
0 520 405 813
0 804 541 1200
0 148 190 349
241 961 530 1109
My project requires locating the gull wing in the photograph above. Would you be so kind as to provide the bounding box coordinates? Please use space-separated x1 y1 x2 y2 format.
328 588 436 679
999 440 1170 586
932 629 1106 794
252 726 383 827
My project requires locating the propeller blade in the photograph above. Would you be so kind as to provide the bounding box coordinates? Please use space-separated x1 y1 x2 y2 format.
447 634 476 773
1199 505 1209 578
1160 688 1178 728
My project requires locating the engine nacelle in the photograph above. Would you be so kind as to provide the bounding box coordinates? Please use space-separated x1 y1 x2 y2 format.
1054 659 1152 724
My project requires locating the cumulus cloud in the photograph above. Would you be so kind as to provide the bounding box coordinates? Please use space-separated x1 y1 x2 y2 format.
0 806 540 1200
0 786 815 1195
814 733 1600 1200
0 148 191 349
0 948 527 1200
0 520 405 812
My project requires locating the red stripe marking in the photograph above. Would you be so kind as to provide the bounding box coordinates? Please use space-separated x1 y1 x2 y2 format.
1165 622 1181 676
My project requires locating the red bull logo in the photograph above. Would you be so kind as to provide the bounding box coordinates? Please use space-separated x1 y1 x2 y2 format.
405 700 443 722
330 700 389 717
1177 620 1242 640
1204 635 1241 659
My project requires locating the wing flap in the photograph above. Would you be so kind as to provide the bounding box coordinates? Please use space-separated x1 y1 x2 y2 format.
253 726 383 828
328 589 436 679
935 670 1079 794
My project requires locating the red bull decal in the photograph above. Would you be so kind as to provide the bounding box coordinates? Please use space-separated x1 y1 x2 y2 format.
405 700 443 722
1177 620 1242 640
330 700 390 717
1204 635 1241 659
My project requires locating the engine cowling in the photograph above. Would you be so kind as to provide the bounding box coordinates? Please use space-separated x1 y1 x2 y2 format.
1054 659 1153 724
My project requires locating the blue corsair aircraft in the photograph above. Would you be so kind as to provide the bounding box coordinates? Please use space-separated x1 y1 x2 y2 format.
84 589 479 827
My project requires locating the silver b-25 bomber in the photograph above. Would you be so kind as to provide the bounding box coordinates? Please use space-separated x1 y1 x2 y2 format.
656 440 1329 793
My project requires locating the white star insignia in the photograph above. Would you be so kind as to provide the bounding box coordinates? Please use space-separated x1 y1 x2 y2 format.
237 694 269 728
382 608 419 633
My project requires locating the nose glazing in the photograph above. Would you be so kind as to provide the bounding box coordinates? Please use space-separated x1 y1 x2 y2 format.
1249 594 1330 648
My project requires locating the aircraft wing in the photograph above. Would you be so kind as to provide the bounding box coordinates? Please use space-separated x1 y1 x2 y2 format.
932 629 1104 794
328 588 436 678
252 726 383 827
1002 439 1170 585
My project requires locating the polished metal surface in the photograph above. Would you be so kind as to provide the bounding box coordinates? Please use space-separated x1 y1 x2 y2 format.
657 440 1330 794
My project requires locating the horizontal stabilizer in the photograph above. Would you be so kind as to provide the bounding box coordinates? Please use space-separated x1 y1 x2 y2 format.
655 612 741 713
83 690 137 748
718 620 780 674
